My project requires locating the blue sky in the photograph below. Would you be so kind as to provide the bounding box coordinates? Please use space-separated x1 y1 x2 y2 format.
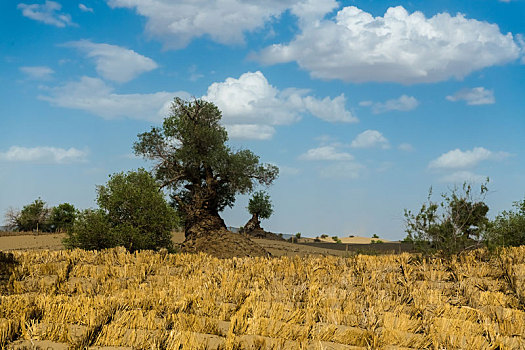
1 0 524 239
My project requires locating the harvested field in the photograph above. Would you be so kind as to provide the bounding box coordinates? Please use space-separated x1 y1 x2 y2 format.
1 246 525 349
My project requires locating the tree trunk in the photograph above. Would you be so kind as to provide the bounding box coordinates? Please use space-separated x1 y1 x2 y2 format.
243 213 261 233
184 207 226 240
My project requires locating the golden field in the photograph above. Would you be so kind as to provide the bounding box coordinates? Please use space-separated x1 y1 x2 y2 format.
1 246 525 349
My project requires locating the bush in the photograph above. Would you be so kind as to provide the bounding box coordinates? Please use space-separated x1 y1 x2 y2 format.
295 232 301 239
65 209 112 250
404 181 489 255
320 234 328 239
65 169 178 252
332 236 338 242
486 197 525 248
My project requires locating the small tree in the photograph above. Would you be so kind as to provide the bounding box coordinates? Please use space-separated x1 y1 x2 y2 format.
48 203 77 232
65 169 177 251
134 98 278 240
243 191 273 233
404 181 489 255
64 209 112 250
17 198 50 232
4 207 20 231
486 196 525 247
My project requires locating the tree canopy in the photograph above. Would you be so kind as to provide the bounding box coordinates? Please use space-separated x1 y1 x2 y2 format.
65 169 177 251
404 181 489 255
134 98 278 238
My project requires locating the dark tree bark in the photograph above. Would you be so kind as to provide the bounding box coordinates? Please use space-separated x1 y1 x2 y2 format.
243 213 261 233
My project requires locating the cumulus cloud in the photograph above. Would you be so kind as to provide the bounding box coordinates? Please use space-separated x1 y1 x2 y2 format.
256 6 521 84
299 146 353 161
39 76 188 121
64 40 158 83
18 1 74 27
351 130 390 149
20 66 54 80
78 4 93 12
203 71 356 139
106 0 332 49
0 146 87 164
429 147 509 169
369 95 419 114
446 87 495 105
225 124 275 140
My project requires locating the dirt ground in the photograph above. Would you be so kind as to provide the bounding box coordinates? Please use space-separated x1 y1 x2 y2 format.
0 231 353 257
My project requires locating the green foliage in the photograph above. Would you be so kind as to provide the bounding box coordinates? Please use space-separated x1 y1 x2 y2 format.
371 239 383 244
17 198 50 232
332 236 338 242
372 233 379 239
320 234 328 239
48 203 77 232
404 181 489 255
247 191 273 220
486 197 525 247
65 169 177 251
295 232 301 239
64 209 112 250
133 98 278 235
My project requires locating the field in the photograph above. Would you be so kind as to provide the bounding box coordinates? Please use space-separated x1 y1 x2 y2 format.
1 244 524 349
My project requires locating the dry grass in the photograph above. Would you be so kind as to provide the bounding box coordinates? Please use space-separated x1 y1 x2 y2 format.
1 246 525 349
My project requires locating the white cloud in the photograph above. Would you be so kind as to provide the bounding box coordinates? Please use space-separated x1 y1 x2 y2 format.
319 162 364 179
225 124 275 140
78 4 93 12
446 87 495 105
20 66 54 80
351 130 390 149
39 76 188 121
107 0 330 49
370 95 419 114
440 171 487 184
257 6 521 84
203 71 356 139
0 146 87 164
429 147 509 169
64 40 158 83
299 146 353 161
358 100 373 107
18 1 74 27
398 143 414 152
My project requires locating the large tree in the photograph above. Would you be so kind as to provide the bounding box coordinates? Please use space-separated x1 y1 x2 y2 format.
134 98 278 239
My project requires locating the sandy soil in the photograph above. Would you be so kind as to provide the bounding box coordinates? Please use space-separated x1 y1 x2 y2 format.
0 231 351 257
0 233 65 251
306 235 392 244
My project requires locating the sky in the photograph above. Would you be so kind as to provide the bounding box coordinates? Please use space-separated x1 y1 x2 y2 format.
1 0 524 239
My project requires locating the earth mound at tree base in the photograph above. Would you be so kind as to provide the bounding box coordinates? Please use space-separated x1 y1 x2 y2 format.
243 228 285 241
180 229 270 258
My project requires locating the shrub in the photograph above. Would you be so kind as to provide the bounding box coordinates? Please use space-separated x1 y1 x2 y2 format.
332 236 338 242
486 196 525 248
65 169 178 252
295 232 301 239
320 234 328 239
404 181 489 255
64 209 112 250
